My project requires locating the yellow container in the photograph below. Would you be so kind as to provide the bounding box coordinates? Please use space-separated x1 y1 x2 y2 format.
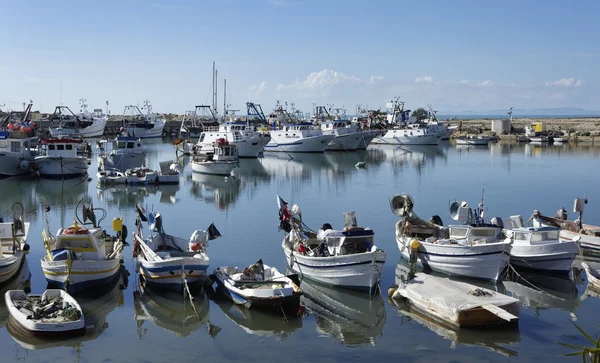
112 217 123 232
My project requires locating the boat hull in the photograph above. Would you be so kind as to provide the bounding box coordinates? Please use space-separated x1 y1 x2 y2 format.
0 252 25 285
357 132 377 150
560 230 600 256
510 242 578 273
0 155 34 177
397 235 511 281
265 134 335 153
191 161 236 176
138 258 209 291
41 257 123 294
196 135 270 158
283 247 386 292
325 133 363 151
34 157 89 178
373 132 442 145
49 119 107 138
98 153 145 171
125 122 165 139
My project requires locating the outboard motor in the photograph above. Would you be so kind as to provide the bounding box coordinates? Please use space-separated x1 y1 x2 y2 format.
429 215 443 227
490 217 504 228
321 223 333 231
556 208 568 220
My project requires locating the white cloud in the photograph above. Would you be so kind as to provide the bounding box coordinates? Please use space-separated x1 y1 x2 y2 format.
368 76 384 84
478 80 494 87
415 76 438 84
248 81 268 96
459 80 471 85
275 69 361 91
545 78 585 87
509 83 520 88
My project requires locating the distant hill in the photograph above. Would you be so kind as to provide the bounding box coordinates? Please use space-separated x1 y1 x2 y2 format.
442 108 600 116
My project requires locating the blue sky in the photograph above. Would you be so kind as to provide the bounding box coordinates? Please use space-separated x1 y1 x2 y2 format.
1 0 598 114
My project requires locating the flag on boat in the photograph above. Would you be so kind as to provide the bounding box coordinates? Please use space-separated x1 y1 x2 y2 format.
135 205 148 222
277 195 292 232
207 223 222 241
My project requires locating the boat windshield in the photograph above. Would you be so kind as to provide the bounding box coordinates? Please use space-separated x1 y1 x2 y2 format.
470 228 497 238
531 230 559 242
514 232 529 242
449 227 469 239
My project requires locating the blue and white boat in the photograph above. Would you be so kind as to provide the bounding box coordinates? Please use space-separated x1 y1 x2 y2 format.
97 136 145 171
0 203 30 285
278 196 386 292
40 203 125 293
213 259 302 313
133 206 220 291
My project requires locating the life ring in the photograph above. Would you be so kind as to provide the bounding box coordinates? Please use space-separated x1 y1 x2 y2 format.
64 226 90 235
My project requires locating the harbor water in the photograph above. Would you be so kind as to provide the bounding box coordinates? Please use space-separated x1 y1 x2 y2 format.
1 139 599 362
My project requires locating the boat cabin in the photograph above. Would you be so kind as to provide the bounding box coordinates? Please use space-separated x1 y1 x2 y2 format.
445 225 502 244
321 120 349 130
52 223 107 261
0 130 38 157
509 226 560 245
98 136 144 155
318 228 375 256
211 139 238 161
38 138 82 158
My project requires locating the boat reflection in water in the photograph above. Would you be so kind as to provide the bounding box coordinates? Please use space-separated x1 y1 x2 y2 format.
97 183 180 210
134 277 213 338
260 153 332 182
367 145 447 173
0 258 32 328
392 261 521 357
299 276 386 346
6 266 127 350
503 267 581 316
209 287 302 339
189 172 242 210
35 176 91 206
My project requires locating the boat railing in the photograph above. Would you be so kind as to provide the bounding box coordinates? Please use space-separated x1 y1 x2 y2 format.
203 126 220 133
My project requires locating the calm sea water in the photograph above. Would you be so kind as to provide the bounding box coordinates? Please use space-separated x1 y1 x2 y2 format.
1 139 599 363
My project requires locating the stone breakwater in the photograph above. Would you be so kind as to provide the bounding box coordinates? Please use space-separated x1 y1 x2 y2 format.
454 117 600 134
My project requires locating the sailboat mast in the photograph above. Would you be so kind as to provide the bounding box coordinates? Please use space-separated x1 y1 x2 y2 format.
223 79 227 116
212 61 216 115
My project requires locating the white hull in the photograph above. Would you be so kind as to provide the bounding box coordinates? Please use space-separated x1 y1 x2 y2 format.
34 157 89 178
125 122 165 139
283 247 386 291
373 132 442 145
559 230 600 256
0 154 34 177
49 119 107 138
325 133 363 151
138 257 209 290
510 242 578 273
191 161 236 176
455 138 490 146
397 235 510 281
41 256 123 294
196 135 269 158
265 134 335 153
357 132 377 150
0 252 25 285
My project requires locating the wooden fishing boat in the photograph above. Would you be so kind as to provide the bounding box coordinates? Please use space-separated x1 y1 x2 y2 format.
5 289 84 336
213 260 302 313
41 202 125 293
390 272 519 328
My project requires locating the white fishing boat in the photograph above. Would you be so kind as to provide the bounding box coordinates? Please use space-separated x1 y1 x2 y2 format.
133 206 221 290
391 194 511 282
0 203 30 285
97 136 145 171
266 123 335 153
504 225 578 273
41 202 125 293
213 259 302 313
190 121 270 158
582 262 600 292
554 136 570 143
191 139 238 176
175 105 220 155
320 120 364 151
531 197 600 257
5 289 85 336
96 169 127 184
373 123 444 145
120 101 166 139
278 196 386 292
48 101 107 138
455 135 492 146
34 137 90 178
390 272 519 328
0 104 38 177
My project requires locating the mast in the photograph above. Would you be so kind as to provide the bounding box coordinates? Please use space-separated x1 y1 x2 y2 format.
212 61 216 115
215 69 218 116
223 78 227 116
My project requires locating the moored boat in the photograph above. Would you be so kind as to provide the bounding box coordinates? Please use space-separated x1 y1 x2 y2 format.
97 136 145 171
47 102 107 138
5 289 85 336
41 202 125 293
0 103 38 177
133 206 221 290
213 259 302 313
582 262 600 292
120 101 165 139
34 137 90 178
0 203 30 285
455 135 492 146
191 138 238 176
391 194 510 282
278 196 386 292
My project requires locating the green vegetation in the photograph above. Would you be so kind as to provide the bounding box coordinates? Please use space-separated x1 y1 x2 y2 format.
411 108 429 121
557 322 600 362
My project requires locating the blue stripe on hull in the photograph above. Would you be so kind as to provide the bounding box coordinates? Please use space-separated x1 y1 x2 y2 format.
293 259 386 269
46 271 121 294
140 264 209 273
